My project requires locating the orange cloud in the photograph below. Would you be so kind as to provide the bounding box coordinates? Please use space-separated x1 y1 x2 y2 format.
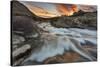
57 4 78 16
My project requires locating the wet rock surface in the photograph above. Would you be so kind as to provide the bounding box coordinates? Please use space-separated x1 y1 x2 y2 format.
11 1 43 66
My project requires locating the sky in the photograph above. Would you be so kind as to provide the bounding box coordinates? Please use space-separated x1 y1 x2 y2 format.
20 1 97 18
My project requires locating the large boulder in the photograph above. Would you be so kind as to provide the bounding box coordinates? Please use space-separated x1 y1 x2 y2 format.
12 16 40 40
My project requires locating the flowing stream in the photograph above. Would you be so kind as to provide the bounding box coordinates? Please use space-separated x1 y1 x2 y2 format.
23 22 97 64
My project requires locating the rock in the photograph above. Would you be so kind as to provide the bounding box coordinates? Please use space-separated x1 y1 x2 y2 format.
13 44 31 57
11 1 46 20
13 58 24 66
11 1 43 66
12 34 25 45
43 51 81 64
12 16 40 40
12 44 32 65
50 12 97 30
11 1 37 18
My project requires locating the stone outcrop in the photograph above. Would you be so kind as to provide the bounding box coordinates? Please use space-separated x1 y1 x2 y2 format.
50 11 97 30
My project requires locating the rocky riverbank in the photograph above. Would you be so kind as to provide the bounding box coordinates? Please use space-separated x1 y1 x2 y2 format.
11 1 97 66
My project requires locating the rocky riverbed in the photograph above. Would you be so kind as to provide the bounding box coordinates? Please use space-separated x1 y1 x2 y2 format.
11 1 97 66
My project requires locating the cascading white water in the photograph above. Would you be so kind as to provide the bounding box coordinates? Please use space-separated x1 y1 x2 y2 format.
38 22 97 45
23 22 97 64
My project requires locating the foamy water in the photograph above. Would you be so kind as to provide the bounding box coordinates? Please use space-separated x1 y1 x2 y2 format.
38 22 97 45
23 22 97 64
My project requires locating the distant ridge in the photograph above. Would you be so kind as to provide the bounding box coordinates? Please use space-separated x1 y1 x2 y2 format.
11 1 42 20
